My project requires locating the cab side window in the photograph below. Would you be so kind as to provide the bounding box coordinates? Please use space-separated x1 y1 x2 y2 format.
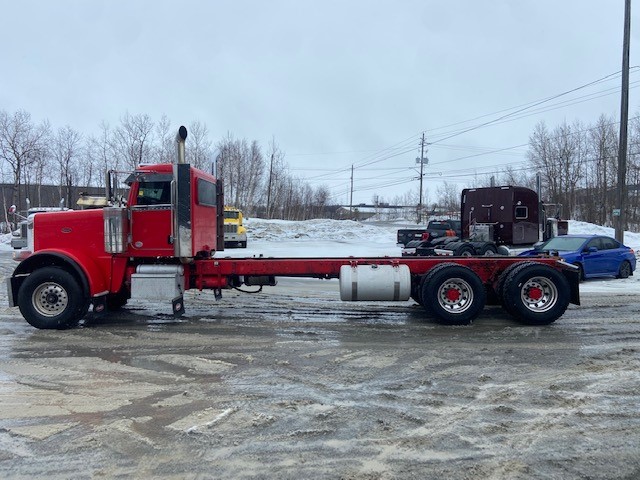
137 181 171 205
515 206 528 219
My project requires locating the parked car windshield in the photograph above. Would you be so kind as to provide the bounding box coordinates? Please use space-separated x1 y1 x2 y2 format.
540 236 588 251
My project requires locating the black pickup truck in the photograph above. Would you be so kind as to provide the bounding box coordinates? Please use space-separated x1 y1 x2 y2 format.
396 219 462 246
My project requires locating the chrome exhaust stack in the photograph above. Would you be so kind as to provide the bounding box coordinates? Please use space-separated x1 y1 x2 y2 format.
176 126 187 164
173 126 193 261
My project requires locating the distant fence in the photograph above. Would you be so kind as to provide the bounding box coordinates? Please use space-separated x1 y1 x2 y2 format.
0 183 105 233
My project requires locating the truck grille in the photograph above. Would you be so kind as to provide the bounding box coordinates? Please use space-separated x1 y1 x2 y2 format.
224 224 237 234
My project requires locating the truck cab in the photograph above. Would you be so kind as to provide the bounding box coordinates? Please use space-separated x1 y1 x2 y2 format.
8 139 225 328
122 164 221 258
223 206 247 248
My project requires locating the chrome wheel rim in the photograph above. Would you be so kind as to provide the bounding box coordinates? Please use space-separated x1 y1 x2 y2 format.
437 278 474 314
520 276 557 313
32 282 68 317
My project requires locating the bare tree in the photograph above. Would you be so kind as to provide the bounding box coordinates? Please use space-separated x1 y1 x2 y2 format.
112 112 154 169
243 140 265 212
528 122 557 203
215 133 239 206
215 135 266 214
264 138 286 218
626 115 640 228
86 121 117 188
435 181 459 215
76 140 98 189
154 114 174 164
477 165 536 190
187 120 213 171
583 115 618 225
0 109 50 210
312 185 330 218
51 125 82 207
529 120 588 217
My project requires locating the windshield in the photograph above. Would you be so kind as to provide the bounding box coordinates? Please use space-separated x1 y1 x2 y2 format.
224 211 239 219
539 236 586 251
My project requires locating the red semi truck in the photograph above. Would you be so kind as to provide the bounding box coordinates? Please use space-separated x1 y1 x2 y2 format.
6 127 580 330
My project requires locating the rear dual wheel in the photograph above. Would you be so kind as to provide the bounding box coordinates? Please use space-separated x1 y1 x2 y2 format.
420 264 486 325
418 261 570 326
411 264 451 307
500 262 570 325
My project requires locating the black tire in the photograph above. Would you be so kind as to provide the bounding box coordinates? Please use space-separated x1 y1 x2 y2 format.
411 264 453 306
617 260 632 279
17 267 87 329
410 277 423 306
495 262 530 308
240 241 247 248
421 264 486 325
501 263 570 325
481 244 498 256
454 244 475 257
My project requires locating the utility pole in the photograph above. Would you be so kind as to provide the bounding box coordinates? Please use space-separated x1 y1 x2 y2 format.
417 133 428 224
267 151 274 219
349 164 354 215
616 0 631 242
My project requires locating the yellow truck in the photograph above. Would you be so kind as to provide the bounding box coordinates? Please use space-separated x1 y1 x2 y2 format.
224 206 248 248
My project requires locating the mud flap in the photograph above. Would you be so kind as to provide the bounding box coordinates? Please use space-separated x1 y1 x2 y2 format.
92 294 107 314
563 269 580 306
172 296 185 317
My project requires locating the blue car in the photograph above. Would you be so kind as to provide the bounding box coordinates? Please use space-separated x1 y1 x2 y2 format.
519 234 636 281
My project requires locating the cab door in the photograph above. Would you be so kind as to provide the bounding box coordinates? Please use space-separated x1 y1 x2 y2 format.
129 177 174 257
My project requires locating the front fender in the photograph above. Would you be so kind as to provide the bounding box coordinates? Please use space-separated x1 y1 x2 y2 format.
12 249 111 298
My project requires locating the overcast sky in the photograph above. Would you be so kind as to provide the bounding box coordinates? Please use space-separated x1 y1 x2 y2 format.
0 1 638 205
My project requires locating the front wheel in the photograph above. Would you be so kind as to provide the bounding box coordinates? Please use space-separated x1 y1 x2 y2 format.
17 267 87 329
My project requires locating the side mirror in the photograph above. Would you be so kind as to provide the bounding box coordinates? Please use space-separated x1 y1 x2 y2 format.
587 246 598 253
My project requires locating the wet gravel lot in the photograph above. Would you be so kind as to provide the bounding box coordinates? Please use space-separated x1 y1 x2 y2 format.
0 253 639 479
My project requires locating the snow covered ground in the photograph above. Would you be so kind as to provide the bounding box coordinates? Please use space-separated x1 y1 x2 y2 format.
1 217 638 294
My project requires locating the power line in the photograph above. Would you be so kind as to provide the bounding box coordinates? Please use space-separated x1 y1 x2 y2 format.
299 69 640 201
309 73 640 191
